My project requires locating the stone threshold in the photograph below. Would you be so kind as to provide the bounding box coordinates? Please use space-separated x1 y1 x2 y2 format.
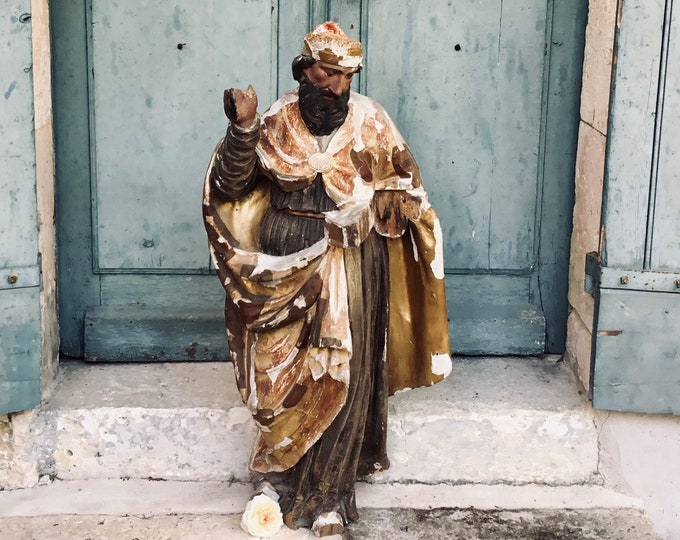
0 479 641 518
0 480 658 540
2 356 601 490
34 356 599 486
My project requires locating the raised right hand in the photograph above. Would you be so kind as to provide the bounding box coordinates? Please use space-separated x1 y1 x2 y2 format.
223 85 258 128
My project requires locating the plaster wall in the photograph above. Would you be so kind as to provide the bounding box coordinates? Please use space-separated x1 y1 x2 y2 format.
597 411 680 540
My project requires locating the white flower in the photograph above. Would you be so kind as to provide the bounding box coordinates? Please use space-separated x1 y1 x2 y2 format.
240 493 284 537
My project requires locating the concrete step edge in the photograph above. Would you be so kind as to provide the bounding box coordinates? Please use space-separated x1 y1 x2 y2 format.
0 479 642 518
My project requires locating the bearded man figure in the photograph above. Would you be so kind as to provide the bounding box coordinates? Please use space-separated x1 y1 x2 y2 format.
203 21 452 537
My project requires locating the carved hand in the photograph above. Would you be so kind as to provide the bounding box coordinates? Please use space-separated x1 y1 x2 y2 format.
223 85 258 128
373 190 422 238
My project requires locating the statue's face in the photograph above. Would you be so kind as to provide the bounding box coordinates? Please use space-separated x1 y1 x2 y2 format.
298 62 354 136
302 62 356 96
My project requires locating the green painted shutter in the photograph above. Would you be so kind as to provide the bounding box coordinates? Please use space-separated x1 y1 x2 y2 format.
0 3 41 413
53 0 586 360
591 0 680 414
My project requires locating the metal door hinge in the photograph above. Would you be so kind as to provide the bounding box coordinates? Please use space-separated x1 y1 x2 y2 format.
584 251 601 296
585 251 680 295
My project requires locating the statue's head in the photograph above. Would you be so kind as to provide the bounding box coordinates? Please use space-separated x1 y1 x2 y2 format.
292 22 363 136
302 21 363 70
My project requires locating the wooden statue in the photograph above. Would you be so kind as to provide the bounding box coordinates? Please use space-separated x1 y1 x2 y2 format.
203 21 452 537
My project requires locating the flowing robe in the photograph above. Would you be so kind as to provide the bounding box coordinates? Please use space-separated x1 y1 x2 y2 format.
203 88 451 526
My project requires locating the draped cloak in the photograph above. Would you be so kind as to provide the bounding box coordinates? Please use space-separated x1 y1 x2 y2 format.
203 89 451 474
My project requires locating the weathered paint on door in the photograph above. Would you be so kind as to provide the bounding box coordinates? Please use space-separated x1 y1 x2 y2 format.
53 1 586 360
591 0 680 414
0 4 42 413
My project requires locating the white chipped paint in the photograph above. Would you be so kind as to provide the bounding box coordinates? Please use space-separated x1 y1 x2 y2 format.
266 346 299 384
430 217 445 280
408 188 430 212
258 482 281 502
312 511 343 531
394 387 413 395
273 405 285 417
293 296 307 310
350 92 383 154
246 342 259 412
431 353 453 377
351 178 375 204
240 239 327 278
272 437 293 450
382 328 388 362
409 228 419 263
308 152 334 173
398 176 414 190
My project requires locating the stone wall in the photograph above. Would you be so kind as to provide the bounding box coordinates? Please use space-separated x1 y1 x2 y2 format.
0 412 40 490
32 0 59 396
564 0 618 392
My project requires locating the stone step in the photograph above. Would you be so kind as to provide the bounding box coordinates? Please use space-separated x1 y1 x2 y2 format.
13 356 599 487
0 479 659 539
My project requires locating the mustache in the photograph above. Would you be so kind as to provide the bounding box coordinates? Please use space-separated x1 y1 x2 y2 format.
318 88 339 99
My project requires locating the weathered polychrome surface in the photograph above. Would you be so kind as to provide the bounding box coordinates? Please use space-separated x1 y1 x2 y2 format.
204 88 451 473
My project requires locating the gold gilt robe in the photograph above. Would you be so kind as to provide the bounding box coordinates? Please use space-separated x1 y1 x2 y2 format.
203 89 451 475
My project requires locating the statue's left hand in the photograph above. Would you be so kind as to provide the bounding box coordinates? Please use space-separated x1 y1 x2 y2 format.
373 190 422 238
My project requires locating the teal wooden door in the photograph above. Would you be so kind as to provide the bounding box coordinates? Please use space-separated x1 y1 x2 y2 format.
1 4 41 413
590 0 680 414
53 1 586 360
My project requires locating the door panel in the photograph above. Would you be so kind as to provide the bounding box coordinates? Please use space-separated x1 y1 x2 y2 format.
593 286 680 415
650 10 680 271
592 0 680 414
91 0 276 271
600 0 665 270
0 289 41 413
53 0 586 360
365 1 546 271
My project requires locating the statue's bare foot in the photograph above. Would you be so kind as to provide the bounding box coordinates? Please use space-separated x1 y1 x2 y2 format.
312 511 344 537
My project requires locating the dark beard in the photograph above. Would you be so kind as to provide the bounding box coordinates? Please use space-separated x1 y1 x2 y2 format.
298 79 350 136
